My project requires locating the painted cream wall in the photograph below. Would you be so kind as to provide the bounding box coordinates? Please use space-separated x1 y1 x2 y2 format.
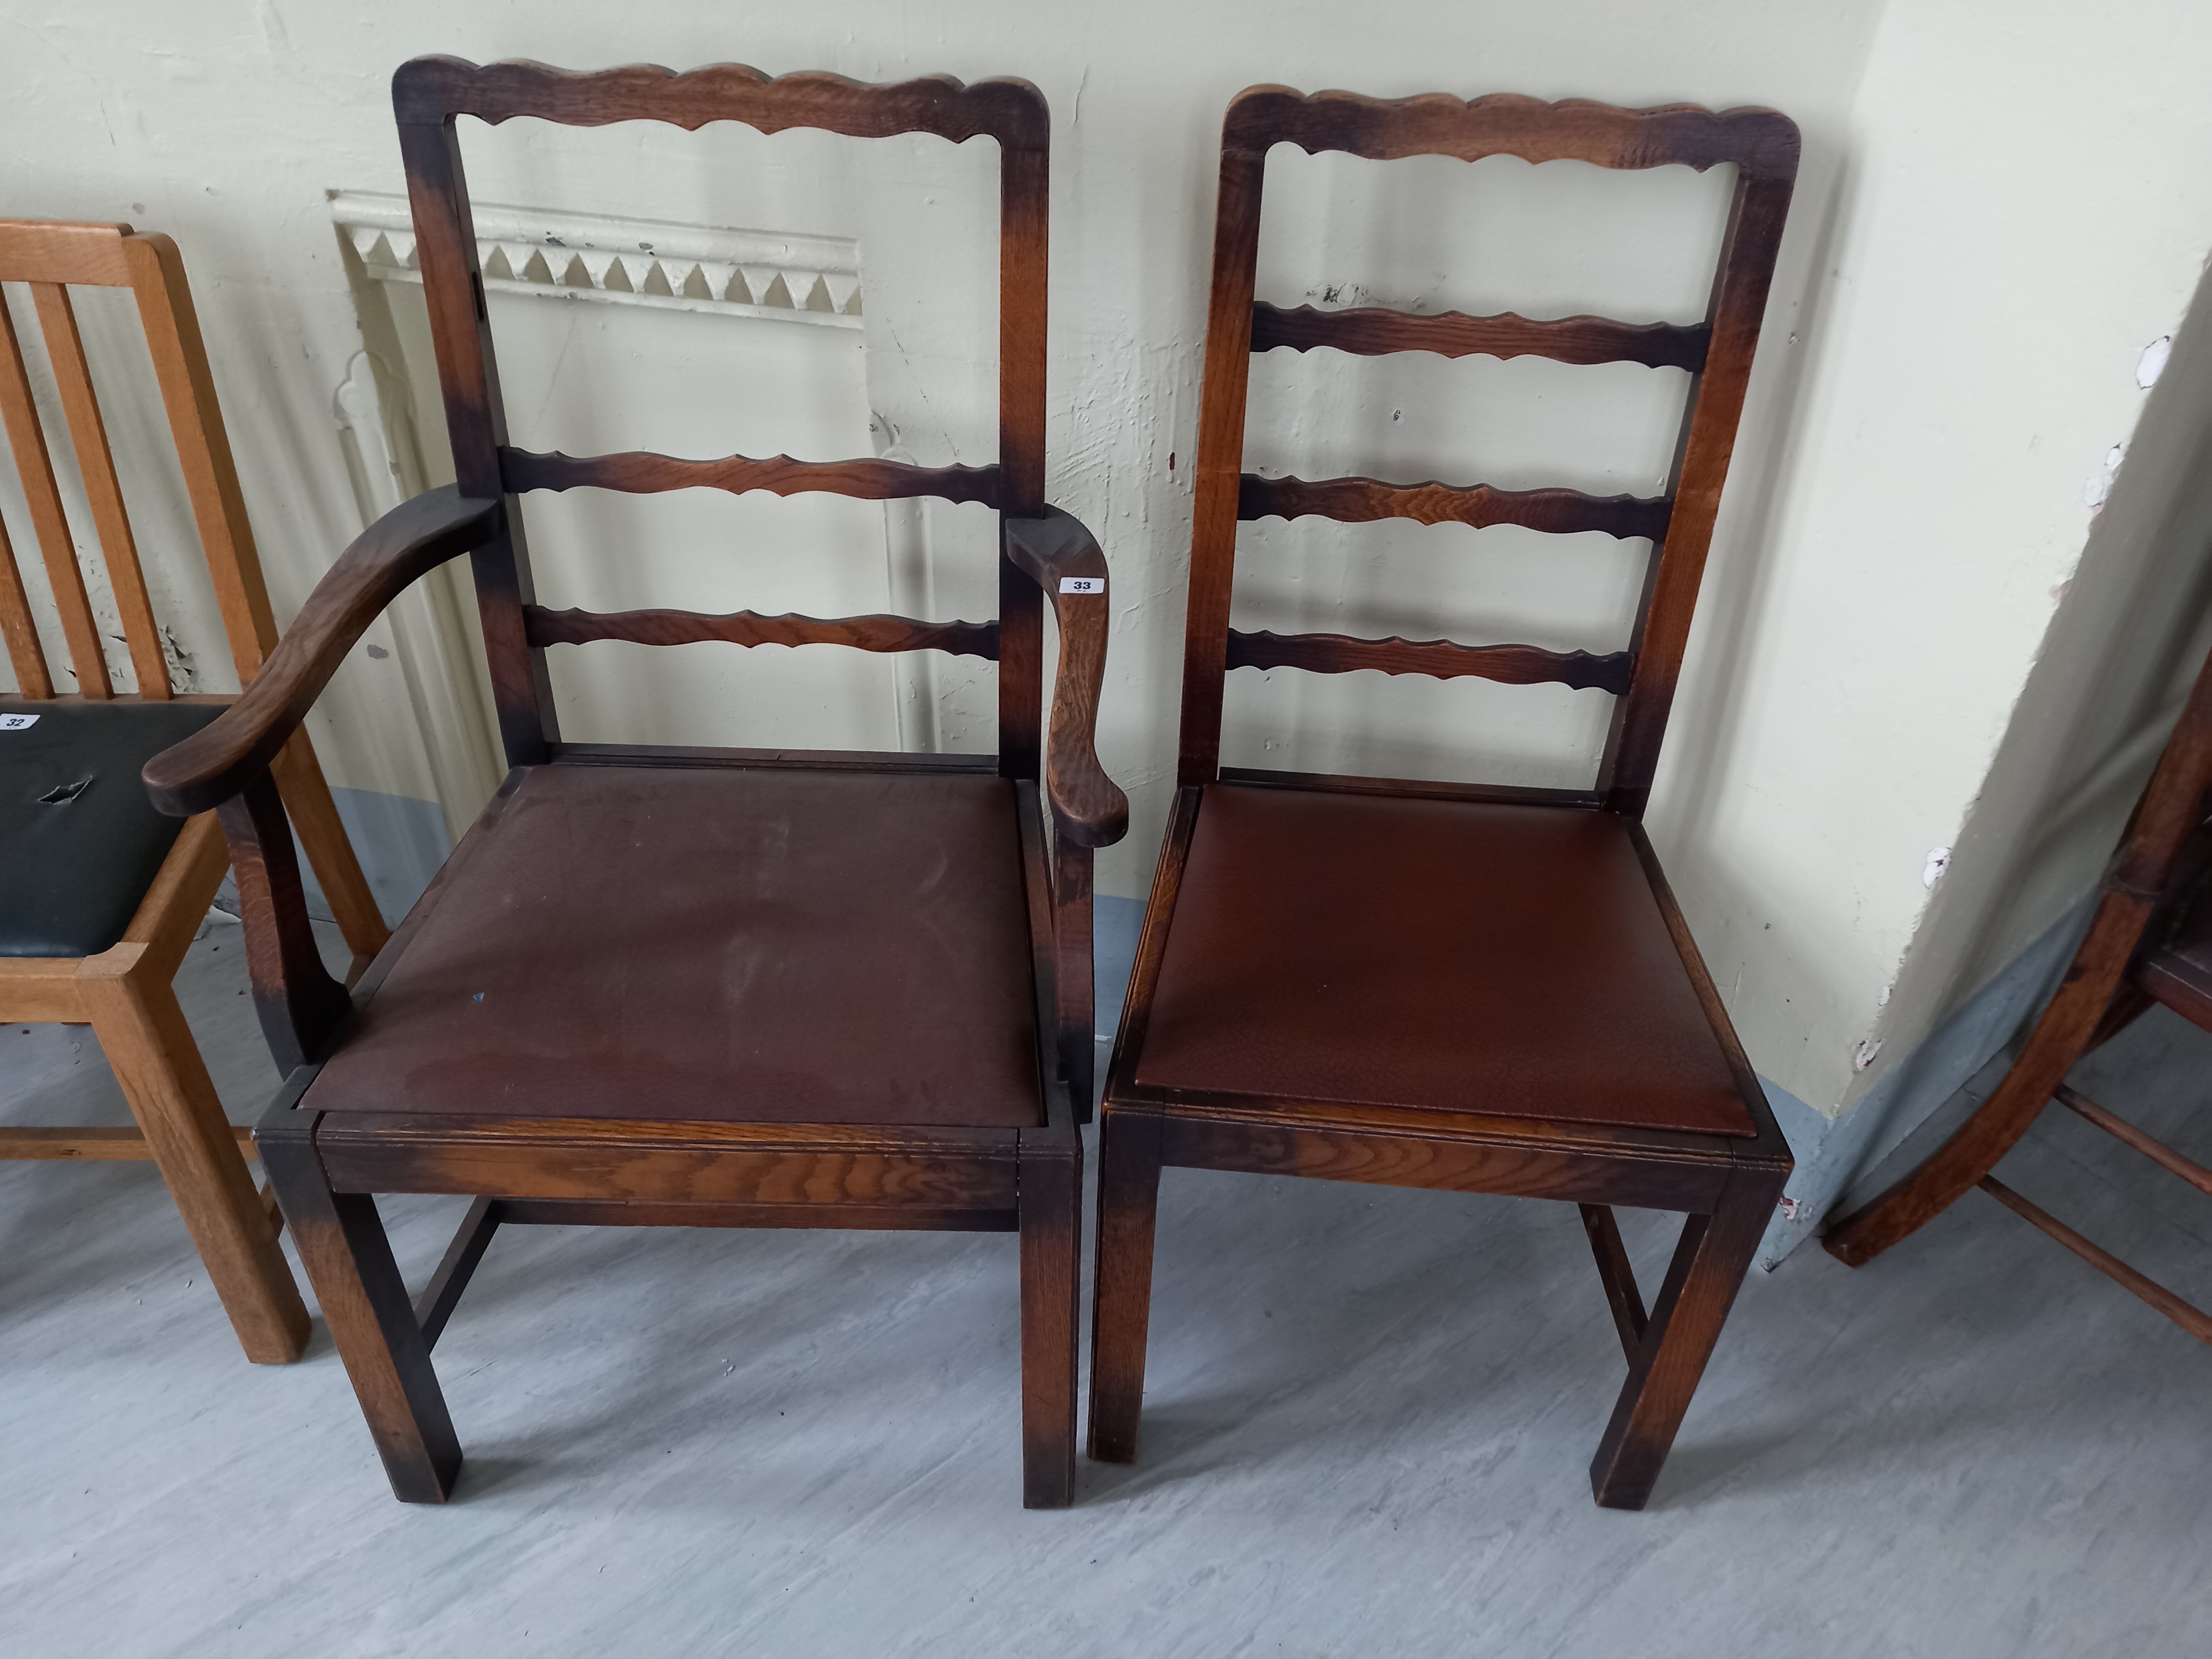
1660 0 2212 1130
7 0 2209 1172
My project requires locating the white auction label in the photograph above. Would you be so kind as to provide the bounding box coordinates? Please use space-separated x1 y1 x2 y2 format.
0 713 39 731
1058 576 1104 594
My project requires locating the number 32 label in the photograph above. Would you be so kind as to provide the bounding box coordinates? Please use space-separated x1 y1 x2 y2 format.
1059 577 1104 595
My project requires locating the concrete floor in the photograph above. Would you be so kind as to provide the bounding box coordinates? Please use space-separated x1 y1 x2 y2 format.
4 917 2209 1657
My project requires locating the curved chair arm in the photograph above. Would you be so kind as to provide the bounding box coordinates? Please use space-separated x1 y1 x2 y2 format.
1003 507 1129 848
144 487 503 816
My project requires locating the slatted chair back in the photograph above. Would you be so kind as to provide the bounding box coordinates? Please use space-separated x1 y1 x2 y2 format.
1175 89 1800 815
392 58 1051 775
0 220 284 703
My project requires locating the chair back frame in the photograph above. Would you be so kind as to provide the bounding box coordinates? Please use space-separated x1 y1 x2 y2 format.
1173 88 1800 816
0 219 285 702
390 58 1052 777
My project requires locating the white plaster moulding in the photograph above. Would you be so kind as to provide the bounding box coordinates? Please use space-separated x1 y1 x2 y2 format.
329 191 863 330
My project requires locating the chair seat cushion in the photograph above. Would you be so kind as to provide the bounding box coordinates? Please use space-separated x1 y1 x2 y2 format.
1129 784 1756 1138
0 697 225 959
304 762 1044 1128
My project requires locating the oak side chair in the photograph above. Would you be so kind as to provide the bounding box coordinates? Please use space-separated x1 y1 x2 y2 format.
1086 88 1801 1510
0 218 390 1364
1825 633 2212 1342
144 57 1126 1510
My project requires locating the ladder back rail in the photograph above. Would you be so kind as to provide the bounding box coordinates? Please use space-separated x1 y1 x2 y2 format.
1240 473 1670 540
1175 85 1799 795
0 288 111 697
524 604 999 659
1225 627 1630 693
1250 301 1709 372
1222 87 1800 177
394 57 1050 776
31 283 170 697
0 219 134 286
501 447 1000 508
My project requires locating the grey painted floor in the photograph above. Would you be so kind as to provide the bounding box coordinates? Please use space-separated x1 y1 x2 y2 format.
4 917 2209 1657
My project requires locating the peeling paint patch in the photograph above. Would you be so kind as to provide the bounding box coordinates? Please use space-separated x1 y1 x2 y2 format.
1851 1037 1883 1072
2084 443 2126 508
1922 846 1951 889
2137 335 2172 389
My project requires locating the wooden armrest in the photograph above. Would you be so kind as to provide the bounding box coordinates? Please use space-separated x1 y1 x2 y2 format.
1004 508 1129 848
143 487 502 816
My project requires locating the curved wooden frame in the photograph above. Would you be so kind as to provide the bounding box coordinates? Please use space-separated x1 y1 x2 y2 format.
1825 637 2212 1345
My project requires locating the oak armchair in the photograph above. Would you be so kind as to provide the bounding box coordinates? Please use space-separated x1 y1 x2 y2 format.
145 57 1125 1509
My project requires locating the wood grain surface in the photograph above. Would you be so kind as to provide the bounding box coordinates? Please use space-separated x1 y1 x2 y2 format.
1225 627 1632 693
524 604 999 659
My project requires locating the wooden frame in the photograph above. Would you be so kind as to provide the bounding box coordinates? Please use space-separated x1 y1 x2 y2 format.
0 219 390 1364
1089 87 1799 1510
142 58 1126 1508
1825 635 2212 1345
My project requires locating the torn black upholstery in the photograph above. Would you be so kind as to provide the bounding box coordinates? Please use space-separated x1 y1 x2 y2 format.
1 698 227 958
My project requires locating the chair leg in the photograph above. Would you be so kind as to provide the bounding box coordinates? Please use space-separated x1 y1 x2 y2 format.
1018 1132 1081 1509
1085 1108 1162 1464
1051 842 1097 1126
258 1112 461 1503
1588 1178 1774 1510
270 729 390 979
75 946 309 1364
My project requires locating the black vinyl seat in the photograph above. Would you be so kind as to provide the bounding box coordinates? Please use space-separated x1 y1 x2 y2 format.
0 698 225 957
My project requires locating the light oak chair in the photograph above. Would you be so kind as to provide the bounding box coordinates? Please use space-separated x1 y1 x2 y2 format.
0 218 390 1363
145 58 1124 1507
1087 88 1801 1509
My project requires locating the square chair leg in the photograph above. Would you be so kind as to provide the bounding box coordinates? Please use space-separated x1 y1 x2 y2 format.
1018 1129 1082 1508
258 1110 461 1502
1588 1176 1777 1510
1084 1107 1162 1465
77 945 309 1364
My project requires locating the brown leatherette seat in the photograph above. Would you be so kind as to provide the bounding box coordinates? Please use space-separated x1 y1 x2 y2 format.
1131 785 1756 1137
306 764 1043 1128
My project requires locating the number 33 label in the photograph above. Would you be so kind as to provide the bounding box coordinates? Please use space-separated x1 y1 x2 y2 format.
1059 577 1104 595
